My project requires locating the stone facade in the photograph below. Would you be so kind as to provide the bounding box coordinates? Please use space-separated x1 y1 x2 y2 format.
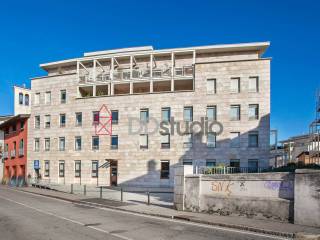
27 43 271 187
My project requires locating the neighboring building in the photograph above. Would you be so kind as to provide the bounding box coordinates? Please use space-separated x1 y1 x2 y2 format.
14 85 31 115
309 89 320 164
0 114 29 186
280 134 310 165
0 115 13 181
28 42 271 187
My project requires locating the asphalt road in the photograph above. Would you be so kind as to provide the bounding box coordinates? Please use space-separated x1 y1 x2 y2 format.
0 187 288 240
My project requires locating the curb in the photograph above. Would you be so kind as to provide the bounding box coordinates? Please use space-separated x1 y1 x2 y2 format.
17 188 295 239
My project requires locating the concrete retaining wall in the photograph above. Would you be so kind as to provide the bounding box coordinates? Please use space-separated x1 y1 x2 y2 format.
185 172 294 221
174 166 320 226
294 169 320 227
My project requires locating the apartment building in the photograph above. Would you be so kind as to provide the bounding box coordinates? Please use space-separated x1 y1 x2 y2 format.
0 114 29 186
27 42 270 187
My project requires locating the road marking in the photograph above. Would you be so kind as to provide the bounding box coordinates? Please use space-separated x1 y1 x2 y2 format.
2 187 290 240
0 195 133 240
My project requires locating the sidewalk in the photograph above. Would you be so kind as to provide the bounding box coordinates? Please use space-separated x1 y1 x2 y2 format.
13 186 320 239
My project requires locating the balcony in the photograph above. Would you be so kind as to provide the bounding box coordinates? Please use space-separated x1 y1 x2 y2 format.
10 150 16 158
78 66 194 84
19 148 24 157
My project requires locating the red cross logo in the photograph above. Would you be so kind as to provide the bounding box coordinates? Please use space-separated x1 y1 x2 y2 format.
94 104 112 135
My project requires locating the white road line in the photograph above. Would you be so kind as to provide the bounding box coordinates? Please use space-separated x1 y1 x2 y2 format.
0 195 133 240
2 188 290 240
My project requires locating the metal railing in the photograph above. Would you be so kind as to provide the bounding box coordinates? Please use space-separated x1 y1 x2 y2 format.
200 166 265 175
3 151 8 159
10 150 16 158
78 66 194 83
18 148 24 156
30 181 173 206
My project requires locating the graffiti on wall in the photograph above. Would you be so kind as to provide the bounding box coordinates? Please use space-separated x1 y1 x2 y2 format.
263 181 293 192
211 181 234 196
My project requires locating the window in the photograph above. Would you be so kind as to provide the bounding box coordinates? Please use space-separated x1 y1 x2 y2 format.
230 78 240 93
139 134 148 149
183 159 193 166
206 160 216 167
206 106 217 121
25 94 29 106
92 136 99 150
160 160 170 179
111 110 119 124
207 79 217 94
44 138 50 151
230 132 240 148
34 93 40 105
11 141 16 158
161 134 170 149
59 137 65 151
20 121 24 130
59 161 65 177
230 105 240 121
248 159 259 172
19 93 23 105
230 159 240 168
19 139 24 156
93 111 99 125
140 108 149 122
183 133 193 148
75 161 81 178
184 106 193 122
60 90 66 104
76 112 82 126
161 107 171 122
92 161 99 178
248 131 259 147
12 124 16 132
34 138 40 152
45 91 51 104
111 135 118 149
5 128 9 135
60 114 66 127
35 116 40 129
207 132 216 148
44 115 51 128
249 77 259 92
44 161 50 177
248 104 259 120
75 136 82 151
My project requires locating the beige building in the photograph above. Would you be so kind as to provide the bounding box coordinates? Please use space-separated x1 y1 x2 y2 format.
27 42 271 187
14 85 31 115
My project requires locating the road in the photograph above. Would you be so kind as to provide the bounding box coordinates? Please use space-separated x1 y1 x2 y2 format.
0 187 287 240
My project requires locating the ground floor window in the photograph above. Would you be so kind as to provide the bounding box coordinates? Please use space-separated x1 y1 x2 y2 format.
59 161 65 177
248 159 259 172
92 161 99 178
183 159 193 165
206 159 216 167
75 160 81 177
44 161 50 177
160 160 170 179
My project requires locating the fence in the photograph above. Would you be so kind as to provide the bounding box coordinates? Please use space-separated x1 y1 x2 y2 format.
30 179 173 207
199 166 266 175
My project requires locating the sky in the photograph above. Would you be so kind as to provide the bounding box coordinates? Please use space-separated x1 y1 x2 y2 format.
0 0 319 141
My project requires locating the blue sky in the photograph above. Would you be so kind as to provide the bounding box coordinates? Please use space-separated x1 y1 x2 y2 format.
0 0 319 140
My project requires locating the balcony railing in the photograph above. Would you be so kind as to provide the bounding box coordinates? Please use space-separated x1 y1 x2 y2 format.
18 148 24 157
3 152 8 159
79 66 194 84
199 167 266 175
10 150 16 158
